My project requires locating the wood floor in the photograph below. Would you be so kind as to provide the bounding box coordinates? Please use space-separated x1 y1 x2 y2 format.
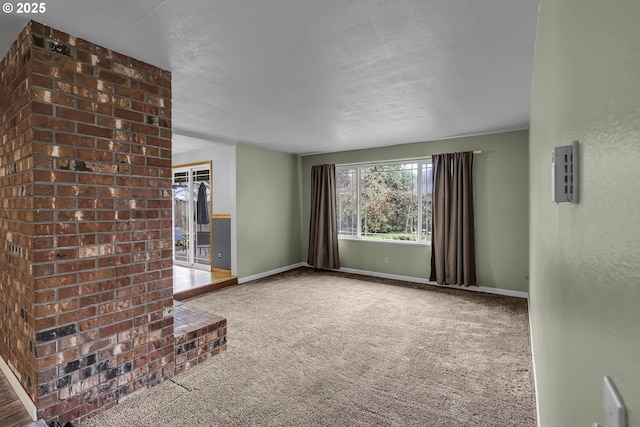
173 265 237 300
0 369 33 427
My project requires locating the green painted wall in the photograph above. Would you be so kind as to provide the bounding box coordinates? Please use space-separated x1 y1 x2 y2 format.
529 1 640 426
301 131 529 292
236 144 303 278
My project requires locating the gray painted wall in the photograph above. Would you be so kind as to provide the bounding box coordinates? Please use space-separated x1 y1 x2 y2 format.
301 131 529 293
529 1 640 426
235 143 303 279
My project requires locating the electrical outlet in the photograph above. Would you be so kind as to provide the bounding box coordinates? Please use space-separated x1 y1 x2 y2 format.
604 376 626 427
384 256 389 264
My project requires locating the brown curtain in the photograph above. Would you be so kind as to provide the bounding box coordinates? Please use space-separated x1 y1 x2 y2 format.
429 152 477 286
308 164 340 270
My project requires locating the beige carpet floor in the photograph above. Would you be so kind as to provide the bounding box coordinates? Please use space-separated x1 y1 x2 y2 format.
84 268 537 427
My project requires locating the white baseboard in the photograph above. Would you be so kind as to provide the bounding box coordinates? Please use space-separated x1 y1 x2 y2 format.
528 296 541 427
238 262 307 284
334 266 529 299
0 356 37 421
239 263 528 298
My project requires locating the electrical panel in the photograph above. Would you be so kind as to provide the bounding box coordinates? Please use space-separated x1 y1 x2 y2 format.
552 140 579 203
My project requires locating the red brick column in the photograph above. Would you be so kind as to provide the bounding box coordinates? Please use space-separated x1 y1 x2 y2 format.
0 20 173 423
0 17 38 413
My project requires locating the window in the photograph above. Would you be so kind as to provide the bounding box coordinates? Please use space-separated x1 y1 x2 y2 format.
336 160 433 242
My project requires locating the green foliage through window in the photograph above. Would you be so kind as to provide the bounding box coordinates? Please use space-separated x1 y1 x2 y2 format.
336 161 432 242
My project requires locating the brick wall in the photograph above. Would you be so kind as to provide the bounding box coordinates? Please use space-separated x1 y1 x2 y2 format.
0 19 38 409
173 301 227 375
0 20 174 423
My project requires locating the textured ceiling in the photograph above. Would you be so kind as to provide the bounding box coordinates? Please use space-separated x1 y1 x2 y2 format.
0 0 539 154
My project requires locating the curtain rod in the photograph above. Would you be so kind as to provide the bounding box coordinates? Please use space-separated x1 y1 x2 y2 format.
312 151 483 168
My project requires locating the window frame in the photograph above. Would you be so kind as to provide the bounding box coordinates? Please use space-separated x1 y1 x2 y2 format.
336 159 432 245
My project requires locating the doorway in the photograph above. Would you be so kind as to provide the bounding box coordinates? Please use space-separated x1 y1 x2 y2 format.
173 162 212 270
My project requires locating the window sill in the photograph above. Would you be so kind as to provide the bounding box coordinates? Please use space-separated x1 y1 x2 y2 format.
338 236 431 246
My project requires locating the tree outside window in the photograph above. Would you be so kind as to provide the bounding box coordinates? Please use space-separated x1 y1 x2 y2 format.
336 161 432 242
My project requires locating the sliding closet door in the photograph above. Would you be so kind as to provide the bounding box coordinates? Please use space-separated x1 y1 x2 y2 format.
173 162 212 269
